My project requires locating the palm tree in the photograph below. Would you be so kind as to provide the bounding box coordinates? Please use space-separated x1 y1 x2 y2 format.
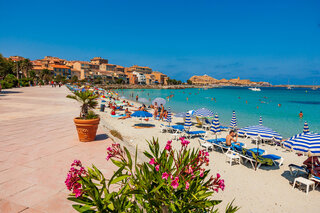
21 59 33 77
40 69 53 83
67 91 98 118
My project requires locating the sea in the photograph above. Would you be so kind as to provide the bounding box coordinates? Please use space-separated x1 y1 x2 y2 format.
116 87 320 138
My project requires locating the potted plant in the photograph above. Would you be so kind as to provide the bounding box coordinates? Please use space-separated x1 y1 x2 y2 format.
67 91 100 142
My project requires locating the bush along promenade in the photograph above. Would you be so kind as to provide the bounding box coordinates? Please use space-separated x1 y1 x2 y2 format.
65 137 239 212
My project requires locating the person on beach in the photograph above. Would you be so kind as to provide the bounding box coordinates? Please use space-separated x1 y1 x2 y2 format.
159 104 164 121
303 154 320 176
226 130 240 146
136 95 139 101
153 102 158 119
119 108 131 119
299 111 303 118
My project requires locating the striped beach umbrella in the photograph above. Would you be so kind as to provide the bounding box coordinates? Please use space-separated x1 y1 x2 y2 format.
194 108 214 118
303 122 310 133
210 114 221 134
259 116 263 126
184 112 192 128
152 97 166 106
230 111 237 129
283 132 320 155
166 107 172 124
238 125 282 141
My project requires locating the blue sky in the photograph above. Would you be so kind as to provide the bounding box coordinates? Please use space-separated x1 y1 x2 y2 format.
1 0 320 85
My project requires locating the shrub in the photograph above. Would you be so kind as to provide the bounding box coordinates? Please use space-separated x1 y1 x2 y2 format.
0 80 13 89
110 129 123 140
4 74 18 87
65 137 238 212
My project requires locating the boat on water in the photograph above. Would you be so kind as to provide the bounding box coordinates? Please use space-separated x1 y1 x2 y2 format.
287 85 292 90
248 87 261 91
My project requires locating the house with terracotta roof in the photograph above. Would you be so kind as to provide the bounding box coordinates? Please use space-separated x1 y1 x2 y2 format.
51 64 71 78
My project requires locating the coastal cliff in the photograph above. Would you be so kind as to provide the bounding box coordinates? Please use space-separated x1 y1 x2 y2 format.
189 74 270 86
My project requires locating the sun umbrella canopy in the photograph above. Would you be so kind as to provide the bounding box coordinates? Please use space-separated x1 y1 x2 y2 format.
303 122 310 133
184 112 192 128
238 125 282 141
152 97 166 106
210 114 220 133
283 132 320 155
194 108 214 118
131 111 153 118
259 116 263 126
138 98 149 103
230 111 237 129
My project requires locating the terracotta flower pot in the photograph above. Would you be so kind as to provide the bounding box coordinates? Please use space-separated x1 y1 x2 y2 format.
74 117 100 142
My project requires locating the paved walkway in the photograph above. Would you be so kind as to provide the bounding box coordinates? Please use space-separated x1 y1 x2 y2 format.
0 86 115 212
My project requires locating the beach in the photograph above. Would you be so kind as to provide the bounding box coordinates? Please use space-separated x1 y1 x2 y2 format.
97 88 320 212
1 86 320 212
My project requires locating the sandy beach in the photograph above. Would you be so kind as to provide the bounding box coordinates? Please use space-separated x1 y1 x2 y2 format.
1 86 320 212
97 91 320 212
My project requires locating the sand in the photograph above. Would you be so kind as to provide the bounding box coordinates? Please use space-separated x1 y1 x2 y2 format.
97 96 320 213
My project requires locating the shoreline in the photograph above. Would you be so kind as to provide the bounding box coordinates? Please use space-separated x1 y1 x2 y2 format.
100 84 320 90
95 92 320 212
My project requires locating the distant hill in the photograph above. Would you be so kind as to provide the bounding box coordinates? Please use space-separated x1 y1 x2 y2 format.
189 75 270 86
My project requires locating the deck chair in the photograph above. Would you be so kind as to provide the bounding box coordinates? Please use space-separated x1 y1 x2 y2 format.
288 164 310 176
310 175 320 188
184 130 206 139
195 117 203 127
198 139 213 152
202 118 211 130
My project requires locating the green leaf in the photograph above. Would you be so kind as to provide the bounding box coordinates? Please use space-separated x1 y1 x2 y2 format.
110 175 130 185
111 159 124 167
72 204 95 213
124 146 132 169
67 197 93 205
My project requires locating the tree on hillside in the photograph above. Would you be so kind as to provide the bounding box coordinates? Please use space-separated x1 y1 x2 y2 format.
21 59 33 77
0 54 14 78
187 80 193 85
167 78 182 85
40 69 53 84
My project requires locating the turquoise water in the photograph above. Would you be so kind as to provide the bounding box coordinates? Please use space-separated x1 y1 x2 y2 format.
116 87 320 138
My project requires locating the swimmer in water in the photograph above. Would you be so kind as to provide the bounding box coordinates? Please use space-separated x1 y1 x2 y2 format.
246 100 248 104
187 97 189 101
299 111 303 118
278 103 281 107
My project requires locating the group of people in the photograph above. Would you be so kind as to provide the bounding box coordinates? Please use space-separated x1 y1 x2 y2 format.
50 81 62 88
150 102 168 121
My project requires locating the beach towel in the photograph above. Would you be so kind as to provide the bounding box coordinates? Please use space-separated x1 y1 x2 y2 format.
111 114 125 118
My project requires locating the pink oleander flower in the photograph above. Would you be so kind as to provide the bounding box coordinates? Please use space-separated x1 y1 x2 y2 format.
155 164 160 171
65 160 87 198
106 143 121 161
185 181 190 190
181 138 190 147
165 144 171 151
149 158 156 165
199 168 205 177
162 172 169 180
171 177 179 189
217 173 221 179
185 165 193 174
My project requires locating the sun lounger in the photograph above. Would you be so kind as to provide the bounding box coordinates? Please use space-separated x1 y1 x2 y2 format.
198 139 213 152
195 117 203 127
288 164 309 176
184 130 206 139
310 175 320 188
225 148 240 166
247 150 283 169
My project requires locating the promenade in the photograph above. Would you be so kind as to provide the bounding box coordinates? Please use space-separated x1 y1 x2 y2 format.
0 86 115 212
